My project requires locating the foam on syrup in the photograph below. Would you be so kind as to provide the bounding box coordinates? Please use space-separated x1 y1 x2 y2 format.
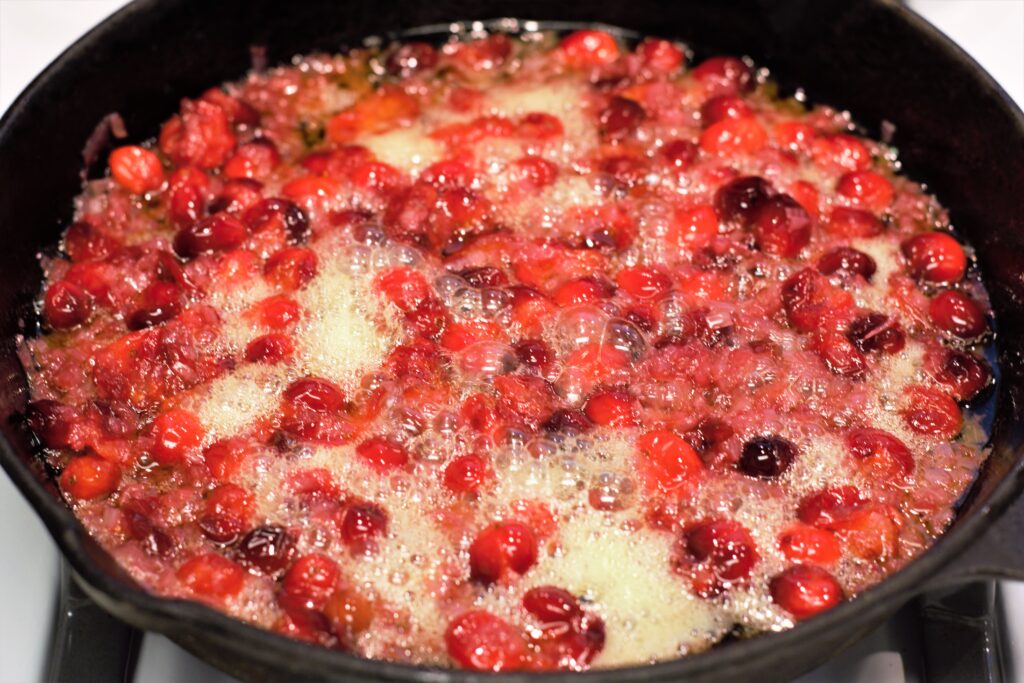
359 124 444 176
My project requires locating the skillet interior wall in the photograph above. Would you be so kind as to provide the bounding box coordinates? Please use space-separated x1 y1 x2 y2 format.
1 0 1022 554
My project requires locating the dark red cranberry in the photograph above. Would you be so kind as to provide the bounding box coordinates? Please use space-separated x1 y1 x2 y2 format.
935 349 991 401
44 281 93 329
901 232 967 284
817 247 877 280
284 378 345 412
237 525 296 574
385 42 438 76
738 435 796 479
692 56 753 94
599 96 646 141
770 565 844 620
457 266 508 288
340 502 389 552
684 519 758 596
714 176 773 228
174 213 247 258
659 139 698 169
751 193 811 257
127 282 182 330
542 409 594 434
243 197 310 244
469 521 538 584
514 339 554 370
208 178 263 215
817 331 867 379
700 95 753 126
684 417 734 459
929 290 987 338
523 586 582 636
26 400 77 449
846 313 906 354
64 221 118 262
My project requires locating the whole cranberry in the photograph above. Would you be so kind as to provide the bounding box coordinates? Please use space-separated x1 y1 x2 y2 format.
738 435 797 478
237 525 296 574
846 313 906 354
817 247 877 280
714 176 773 228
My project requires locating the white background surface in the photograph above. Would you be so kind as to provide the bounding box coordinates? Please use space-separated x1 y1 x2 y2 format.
1 1 1022 682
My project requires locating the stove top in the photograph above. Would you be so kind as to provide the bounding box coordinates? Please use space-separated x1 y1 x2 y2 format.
1 1 1021 680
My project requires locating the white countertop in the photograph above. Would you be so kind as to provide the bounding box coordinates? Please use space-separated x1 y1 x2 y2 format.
0 2 1021 681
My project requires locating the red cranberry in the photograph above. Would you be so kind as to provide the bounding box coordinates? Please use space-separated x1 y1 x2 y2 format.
26 400 77 449
355 436 409 471
243 197 309 244
583 389 639 427
846 313 906 354
174 213 247 258
560 29 621 68
340 502 388 552
128 282 182 330
514 339 554 371
599 96 646 141
825 207 884 238
540 616 606 670
700 95 753 126
523 586 582 637
770 565 844 620
60 455 121 500
44 281 94 329
456 266 508 288
245 333 294 363
929 290 987 338
714 176 773 228
282 554 340 608
542 409 594 435
751 194 812 257
616 265 672 299
797 486 865 527
685 417 734 459
64 221 119 262
445 610 526 672
198 483 254 544
238 525 296 574
443 454 489 493
177 553 246 599
385 42 438 76
846 428 915 481
659 139 698 169
150 408 205 465
684 519 758 595
934 349 991 401
469 521 538 584
817 247 877 280
901 232 967 284
692 56 753 94
902 385 962 438
284 378 345 412
817 331 867 379
208 178 263 215
738 435 796 478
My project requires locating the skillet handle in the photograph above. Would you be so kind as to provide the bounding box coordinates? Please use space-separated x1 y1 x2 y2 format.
925 484 1024 590
45 559 141 683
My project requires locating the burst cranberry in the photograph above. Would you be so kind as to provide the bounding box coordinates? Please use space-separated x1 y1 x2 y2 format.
752 194 811 257
523 586 582 637
636 430 703 494
692 56 753 94
616 265 672 299
701 95 753 126
375 267 432 312
244 197 309 244
902 385 962 438
223 139 281 180
583 389 639 427
265 247 318 291
846 313 905 354
797 486 865 527
700 116 767 155
63 221 118 262
817 246 877 280
543 409 594 435
282 554 339 609
836 170 894 213
150 408 205 465
245 333 294 363
44 281 93 329
934 349 991 401
60 456 121 500
825 207 884 238
284 378 345 412
599 96 646 141
846 427 914 482
174 213 247 258
324 586 375 641
777 524 841 565
199 483 254 543
444 454 489 493
26 400 78 449
781 268 852 333
714 176 773 228
469 521 538 584
669 204 719 248
457 266 508 288
901 232 967 283
238 525 296 574
177 553 246 599
817 331 867 378
340 502 389 552
738 435 797 479
159 99 236 169
109 145 165 194
560 30 620 67
684 519 758 594
128 281 182 330
355 436 409 471
167 166 210 225
929 290 986 338
445 610 526 672
637 37 683 72
774 121 816 152
770 565 844 620
810 134 870 172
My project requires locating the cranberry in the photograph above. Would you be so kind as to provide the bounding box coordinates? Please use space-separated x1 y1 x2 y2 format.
700 95 753 126
901 232 967 284
616 265 672 299
324 586 375 642
738 435 796 479
150 408 205 465
177 553 246 599
168 166 210 225
443 454 489 493
245 333 294 363
385 41 438 76
599 96 646 141
684 519 758 595
445 610 526 672
542 409 594 435
159 99 236 169
26 400 77 449
457 266 508 288
846 428 915 482
777 524 841 565
44 280 94 329
174 213 247 258
770 565 844 620
469 521 538 584
243 197 310 244
355 436 409 471
685 417 734 459
751 194 812 257
60 456 121 500
846 313 906 354
797 486 865 527
63 221 119 262
836 170 894 213
636 429 703 494
238 525 296 574
514 339 554 371
810 134 870 172
700 116 767 154
265 247 319 291
817 331 867 379
825 207 884 238
714 176 773 228
817 247 877 280
198 483 254 543
560 30 620 67
523 586 582 637
109 145 165 194
128 281 182 330
375 267 432 312
340 502 389 552
929 290 987 338
282 554 339 609
781 268 851 333
692 56 753 94
583 389 639 427
934 349 991 401
902 385 962 438
284 378 345 412
659 139 698 169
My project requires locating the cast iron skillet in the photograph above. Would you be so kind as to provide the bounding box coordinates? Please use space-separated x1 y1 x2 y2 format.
2 0 1024 681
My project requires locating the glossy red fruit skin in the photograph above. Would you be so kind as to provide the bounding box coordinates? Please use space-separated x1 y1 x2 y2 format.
177 553 246 600
616 266 672 299
770 564 844 620
901 385 962 439
355 436 409 471
560 30 621 67
714 176 773 228
700 95 753 126
44 280 94 329
777 524 841 565
933 349 992 401
685 519 759 581
797 486 865 527
523 586 583 637
340 502 389 552
109 145 165 194
244 197 310 244
245 333 294 363
751 194 812 257
599 96 646 141
901 232 967 284
738 435 797 479
60 456 121 500
198 482 254 543
443 454 489 493
583 389 639 427
845 428 915 482
174 213 247 258
929 290 987 338
445 610 526 672
825 207 884 238
692 56 753 95
469 521 538 584
284 378 345 412
128 281 182 330
237 525 296 574
846 313 906 354
636 429 704 494
150 409 205 465
836 170 894 213
817 247 877 280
